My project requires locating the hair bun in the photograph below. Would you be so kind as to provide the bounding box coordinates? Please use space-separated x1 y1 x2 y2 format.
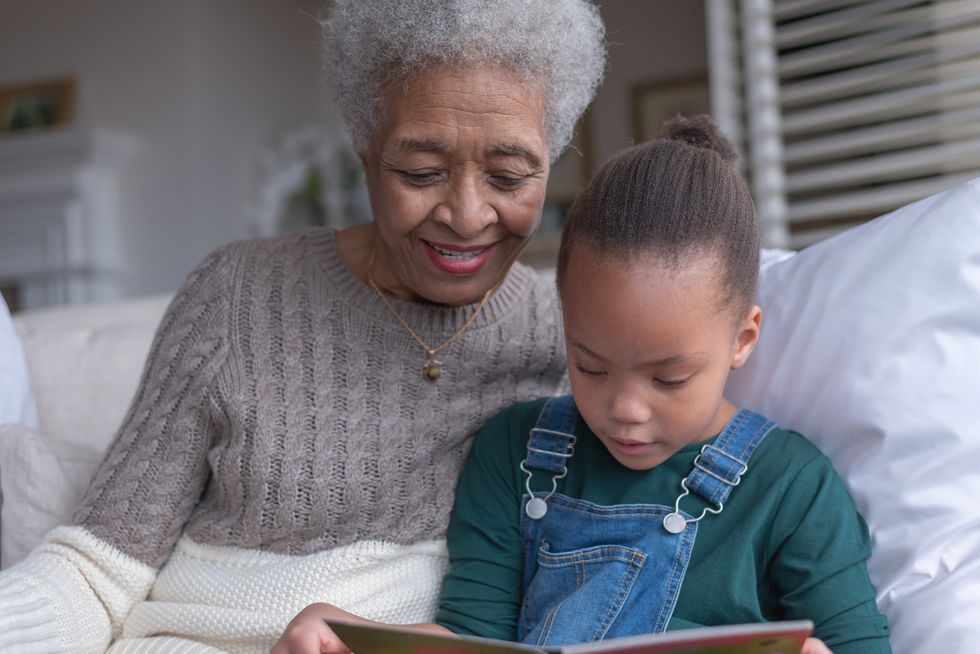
661 114 738 163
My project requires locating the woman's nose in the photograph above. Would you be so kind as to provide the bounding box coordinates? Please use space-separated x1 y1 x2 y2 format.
431 175 497 238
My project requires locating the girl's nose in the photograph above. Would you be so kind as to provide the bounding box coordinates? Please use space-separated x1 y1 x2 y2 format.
606 386 653 425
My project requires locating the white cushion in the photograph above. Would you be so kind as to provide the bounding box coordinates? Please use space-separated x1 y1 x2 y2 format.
0 295 38 430
727 177 980 653
0 423 104 569
12 295 170 453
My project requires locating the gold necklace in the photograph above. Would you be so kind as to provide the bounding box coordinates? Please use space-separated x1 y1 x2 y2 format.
366 248 500 382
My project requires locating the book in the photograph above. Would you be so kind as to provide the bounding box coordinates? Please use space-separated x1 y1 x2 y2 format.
326 618 814 654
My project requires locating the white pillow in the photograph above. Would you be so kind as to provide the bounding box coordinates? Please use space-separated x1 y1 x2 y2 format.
0 424 104 569
727 177 980 653
12 294 169 452
0 295 38 430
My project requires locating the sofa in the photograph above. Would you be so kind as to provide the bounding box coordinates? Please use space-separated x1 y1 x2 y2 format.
1 177 979 653
0 294 169 568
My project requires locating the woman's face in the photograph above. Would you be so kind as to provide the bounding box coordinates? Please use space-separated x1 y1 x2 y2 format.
361 65 550 305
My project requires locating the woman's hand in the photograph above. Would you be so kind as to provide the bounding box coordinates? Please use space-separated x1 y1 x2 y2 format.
271 602 360 654
801 637 832 654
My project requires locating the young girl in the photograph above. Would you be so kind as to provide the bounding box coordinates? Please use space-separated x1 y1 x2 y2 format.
273 116 891 654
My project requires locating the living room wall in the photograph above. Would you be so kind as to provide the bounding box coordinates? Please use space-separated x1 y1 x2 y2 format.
0 0 340 298
589 0 708 166
0 0 707 301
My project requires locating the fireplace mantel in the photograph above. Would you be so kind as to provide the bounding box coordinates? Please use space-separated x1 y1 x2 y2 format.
0 127 137 310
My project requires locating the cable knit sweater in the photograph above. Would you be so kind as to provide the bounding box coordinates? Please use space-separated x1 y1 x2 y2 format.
0 228 566 653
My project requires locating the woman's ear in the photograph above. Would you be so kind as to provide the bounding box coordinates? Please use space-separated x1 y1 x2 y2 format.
731 305 762 369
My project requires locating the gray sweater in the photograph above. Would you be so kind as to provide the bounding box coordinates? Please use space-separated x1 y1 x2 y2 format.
73 228 567 569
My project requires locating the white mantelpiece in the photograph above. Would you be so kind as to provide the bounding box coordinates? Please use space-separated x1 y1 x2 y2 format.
0 127 136 310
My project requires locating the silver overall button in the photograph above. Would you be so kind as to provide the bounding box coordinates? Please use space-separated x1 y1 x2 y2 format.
663 511 687 534
525 497 548 520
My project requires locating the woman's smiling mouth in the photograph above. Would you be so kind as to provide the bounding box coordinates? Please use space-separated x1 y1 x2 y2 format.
423 239 498 275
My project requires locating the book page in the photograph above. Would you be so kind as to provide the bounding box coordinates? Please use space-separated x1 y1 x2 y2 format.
326 619 813 654
327 621 541 654
559 621 813 654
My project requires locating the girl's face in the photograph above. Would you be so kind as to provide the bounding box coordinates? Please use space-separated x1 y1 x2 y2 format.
560 246 761 471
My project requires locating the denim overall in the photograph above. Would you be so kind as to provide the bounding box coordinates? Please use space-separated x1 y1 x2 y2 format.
517 395 775 647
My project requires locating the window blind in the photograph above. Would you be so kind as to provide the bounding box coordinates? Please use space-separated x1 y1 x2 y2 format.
706 0 980 248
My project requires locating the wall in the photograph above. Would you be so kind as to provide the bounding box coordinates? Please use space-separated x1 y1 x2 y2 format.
0 0 340 297
524 0 708 267
0 0 707 299
591 0 708 166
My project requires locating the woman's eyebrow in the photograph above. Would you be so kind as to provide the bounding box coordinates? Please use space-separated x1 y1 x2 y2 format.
398 137 446 153
489 143 542 168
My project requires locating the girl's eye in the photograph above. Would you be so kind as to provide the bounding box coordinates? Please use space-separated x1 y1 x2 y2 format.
575 364 606 377
400 171 441 186
655 377 689 388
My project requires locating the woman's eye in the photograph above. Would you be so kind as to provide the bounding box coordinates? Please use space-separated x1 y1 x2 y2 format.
490 174 528 190
575 364 606 377
400 171 441 186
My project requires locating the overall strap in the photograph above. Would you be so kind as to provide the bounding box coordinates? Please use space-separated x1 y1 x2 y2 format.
521 395 578 520
662 409 776 534
524 394 577 473
685 409 775 506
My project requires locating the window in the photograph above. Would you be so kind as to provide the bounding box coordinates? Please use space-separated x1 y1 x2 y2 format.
707 0 980 247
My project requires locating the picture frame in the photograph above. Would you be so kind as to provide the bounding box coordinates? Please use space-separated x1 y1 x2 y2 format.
630 76 710 143
0 78 76 134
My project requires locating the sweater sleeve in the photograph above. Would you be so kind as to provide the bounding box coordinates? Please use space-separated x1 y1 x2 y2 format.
0 243 236 651
0 527 156 652
768 455 892 654
436 400 543 640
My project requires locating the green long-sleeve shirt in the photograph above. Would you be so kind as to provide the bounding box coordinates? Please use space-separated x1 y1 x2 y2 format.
437 398 891 654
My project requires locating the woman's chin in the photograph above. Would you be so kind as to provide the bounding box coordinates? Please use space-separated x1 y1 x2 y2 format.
415 281 494 307
412 254 517 306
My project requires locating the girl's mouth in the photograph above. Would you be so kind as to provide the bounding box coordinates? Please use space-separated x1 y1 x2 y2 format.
608 437 655 456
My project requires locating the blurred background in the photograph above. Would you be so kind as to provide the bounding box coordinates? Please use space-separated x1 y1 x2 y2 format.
1 0 979 311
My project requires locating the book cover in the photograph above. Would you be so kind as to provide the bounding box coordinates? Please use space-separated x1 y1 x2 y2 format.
326 618 814 654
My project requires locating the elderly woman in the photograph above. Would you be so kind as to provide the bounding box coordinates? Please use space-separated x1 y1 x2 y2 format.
0 1 605 652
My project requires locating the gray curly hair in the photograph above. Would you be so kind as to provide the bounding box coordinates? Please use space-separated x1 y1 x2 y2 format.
321 0 606 162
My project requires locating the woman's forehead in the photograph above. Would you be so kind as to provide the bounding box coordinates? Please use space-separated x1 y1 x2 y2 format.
377 66 545 133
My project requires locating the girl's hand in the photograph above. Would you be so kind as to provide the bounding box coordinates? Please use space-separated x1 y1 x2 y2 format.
801 637 832 654
271 602 360 654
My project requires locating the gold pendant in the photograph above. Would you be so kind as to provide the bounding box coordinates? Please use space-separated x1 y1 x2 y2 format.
423 355 442 382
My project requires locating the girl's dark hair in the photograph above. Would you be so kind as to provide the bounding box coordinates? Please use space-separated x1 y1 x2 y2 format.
556 114 760 317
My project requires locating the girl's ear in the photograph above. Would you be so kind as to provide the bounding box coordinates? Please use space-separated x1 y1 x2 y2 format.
731 305 762 369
